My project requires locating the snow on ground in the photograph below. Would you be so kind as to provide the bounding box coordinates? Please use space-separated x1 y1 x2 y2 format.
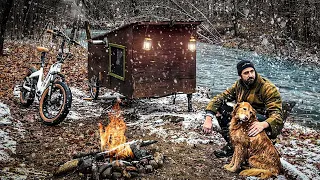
67 87 127 121
0 102 35 180
0 103 16 162
2 86 319 179
276 122 320 179
67 87 106 120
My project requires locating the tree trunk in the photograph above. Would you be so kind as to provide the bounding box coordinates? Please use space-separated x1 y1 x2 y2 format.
303 1 311 45
0 0 14 56
131 0 139 17
70 19 78 40
232 0 238 37
21 0 32 38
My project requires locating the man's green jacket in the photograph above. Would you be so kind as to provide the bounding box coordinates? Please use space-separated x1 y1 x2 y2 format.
206 73 283 139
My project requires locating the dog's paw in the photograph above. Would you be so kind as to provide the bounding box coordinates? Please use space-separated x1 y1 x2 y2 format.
223 164 231 169
228 167 238 172
224 164 238 172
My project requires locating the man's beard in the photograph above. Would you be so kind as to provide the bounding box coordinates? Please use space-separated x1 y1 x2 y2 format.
244 77 255 86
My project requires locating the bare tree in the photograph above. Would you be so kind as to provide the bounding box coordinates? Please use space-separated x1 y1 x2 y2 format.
0 0 14 55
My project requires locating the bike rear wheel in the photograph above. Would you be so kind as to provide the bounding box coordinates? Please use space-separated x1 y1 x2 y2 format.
20 77 35 107
39 81 72 126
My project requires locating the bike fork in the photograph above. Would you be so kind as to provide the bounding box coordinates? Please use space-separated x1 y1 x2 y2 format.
47 82 54 104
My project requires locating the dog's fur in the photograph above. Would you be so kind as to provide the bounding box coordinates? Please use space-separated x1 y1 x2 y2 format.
223 102 282 179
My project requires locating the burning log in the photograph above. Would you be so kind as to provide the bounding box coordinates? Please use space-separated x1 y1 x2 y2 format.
54 139 161 179
55 102 163 179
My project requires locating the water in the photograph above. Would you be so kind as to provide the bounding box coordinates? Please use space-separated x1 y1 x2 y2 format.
196 43 320 128
80 30 320 127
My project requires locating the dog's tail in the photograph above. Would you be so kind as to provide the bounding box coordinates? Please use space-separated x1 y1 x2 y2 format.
240 168 276 179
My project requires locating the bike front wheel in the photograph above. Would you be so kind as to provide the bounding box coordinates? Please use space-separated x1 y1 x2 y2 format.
39 81 72 126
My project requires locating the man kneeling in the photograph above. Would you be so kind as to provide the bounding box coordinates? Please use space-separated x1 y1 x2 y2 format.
203 60 283 158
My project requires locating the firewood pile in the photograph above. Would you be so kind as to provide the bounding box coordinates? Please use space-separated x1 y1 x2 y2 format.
54 140 164 179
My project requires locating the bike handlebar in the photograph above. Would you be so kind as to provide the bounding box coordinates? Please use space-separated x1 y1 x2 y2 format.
47 29 81 46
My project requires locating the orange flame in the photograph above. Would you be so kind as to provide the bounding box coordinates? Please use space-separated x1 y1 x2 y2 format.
99 102 133 159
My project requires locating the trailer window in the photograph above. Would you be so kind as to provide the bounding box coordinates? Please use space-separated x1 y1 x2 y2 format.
109 43 126 81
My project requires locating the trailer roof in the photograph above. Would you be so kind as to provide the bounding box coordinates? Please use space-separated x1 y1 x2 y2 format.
93 21 202 40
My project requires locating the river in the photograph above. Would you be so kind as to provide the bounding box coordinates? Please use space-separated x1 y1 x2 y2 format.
79 30 320 128
196 42 320 128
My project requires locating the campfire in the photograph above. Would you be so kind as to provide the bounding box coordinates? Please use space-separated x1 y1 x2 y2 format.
98 102 133 160
54 102 164 179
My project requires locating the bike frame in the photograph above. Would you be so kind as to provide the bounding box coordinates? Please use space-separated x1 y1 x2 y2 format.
26 62 62 98
23 49 64 100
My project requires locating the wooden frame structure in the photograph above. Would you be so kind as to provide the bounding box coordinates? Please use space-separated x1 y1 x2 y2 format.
88 21 201 110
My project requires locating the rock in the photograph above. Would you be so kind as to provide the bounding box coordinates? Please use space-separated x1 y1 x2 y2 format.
140 158 149 165
112 160 126 172
112 171 122 179
101 167 112 179
154 119 164 124
122 169 131 178
145 165 153 173
170 116 184 123
129 171 139 177
159 115 184 123
149 159 158 169
138 167 146 174
99 163 112 174
126 166 137 171
154 152 164 164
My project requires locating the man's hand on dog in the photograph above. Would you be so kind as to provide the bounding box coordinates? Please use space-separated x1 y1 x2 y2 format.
248 121 269 137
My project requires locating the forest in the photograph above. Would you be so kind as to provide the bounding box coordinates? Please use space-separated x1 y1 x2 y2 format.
0 0 319 179
1 0 320 62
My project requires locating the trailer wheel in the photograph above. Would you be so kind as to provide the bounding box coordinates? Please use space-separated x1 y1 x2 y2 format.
89 75 99 100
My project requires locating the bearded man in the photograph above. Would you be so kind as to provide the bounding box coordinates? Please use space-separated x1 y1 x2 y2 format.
203 60 283 158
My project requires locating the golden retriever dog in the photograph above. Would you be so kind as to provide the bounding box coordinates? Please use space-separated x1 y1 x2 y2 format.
223 102 282 179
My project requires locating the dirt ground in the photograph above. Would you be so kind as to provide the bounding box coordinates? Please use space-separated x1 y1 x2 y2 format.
1 97 245 180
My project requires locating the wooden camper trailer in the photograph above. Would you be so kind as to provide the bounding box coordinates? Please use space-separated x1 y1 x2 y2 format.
87 21 201 110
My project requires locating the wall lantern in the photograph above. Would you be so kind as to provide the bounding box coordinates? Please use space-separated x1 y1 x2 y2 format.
188 36 196 52
143 37 152 51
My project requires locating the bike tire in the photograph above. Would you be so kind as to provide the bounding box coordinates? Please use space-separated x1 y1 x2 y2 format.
20 76 35 107
39 81 72 126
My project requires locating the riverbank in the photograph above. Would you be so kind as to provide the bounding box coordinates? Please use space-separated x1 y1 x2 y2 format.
217 35 320 67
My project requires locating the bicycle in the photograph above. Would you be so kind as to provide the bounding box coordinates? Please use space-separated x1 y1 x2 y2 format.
20 29 80 126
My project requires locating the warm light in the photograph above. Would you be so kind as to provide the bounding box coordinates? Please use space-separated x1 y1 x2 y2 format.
143 37 152 50
99 102 134 160
188 36 196 52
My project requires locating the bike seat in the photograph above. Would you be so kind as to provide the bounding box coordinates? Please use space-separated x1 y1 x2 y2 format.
36 46 49 53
